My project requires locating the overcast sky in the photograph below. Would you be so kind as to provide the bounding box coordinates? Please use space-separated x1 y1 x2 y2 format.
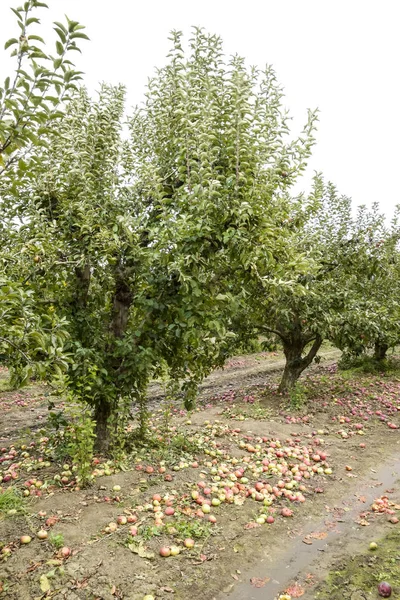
1 0 399 217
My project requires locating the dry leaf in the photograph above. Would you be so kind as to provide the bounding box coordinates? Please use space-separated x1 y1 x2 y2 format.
250 576 270 588
310 531 328 540
244 521 261 530
192 553 208 565
128 542 154 559
39 574 51 593
305 573 316 585
234 496 245 506
27 562 43 573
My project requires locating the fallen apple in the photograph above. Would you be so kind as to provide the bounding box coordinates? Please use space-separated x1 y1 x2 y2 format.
369 542 378 550
37 530 48 540
378 581 392 597
20 535 32 544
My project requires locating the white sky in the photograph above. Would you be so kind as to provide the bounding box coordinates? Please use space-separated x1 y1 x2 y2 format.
1 0 399 217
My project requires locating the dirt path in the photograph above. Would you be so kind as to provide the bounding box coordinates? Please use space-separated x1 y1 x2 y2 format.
220 452 400 600
148 348 342 401
0 348 341 444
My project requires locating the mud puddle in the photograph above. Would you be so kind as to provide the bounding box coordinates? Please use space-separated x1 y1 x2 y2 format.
221 452 400 600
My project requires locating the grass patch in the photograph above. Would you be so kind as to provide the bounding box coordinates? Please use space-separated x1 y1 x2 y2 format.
338 354 400 376
0 487 24 515
223 401 272 421
0 379 12 393
315 529 400 599
132 430 201 465
288 382 308 410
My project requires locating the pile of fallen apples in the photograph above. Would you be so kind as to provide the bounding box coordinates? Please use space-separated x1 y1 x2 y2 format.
90 425 336 558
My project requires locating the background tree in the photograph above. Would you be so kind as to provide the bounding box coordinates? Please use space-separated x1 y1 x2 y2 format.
332 204 400 364
239 176 362 393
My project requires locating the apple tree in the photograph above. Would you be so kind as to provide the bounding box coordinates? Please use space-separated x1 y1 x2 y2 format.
4 28 319 451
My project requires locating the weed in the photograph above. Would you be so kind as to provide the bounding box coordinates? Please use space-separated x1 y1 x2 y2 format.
49 533 65 550
136 525 162 541
173 518 213 540
0 379 12 393
288 383 307 409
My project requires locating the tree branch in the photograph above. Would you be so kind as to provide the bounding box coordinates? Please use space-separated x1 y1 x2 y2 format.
0 337 31 363
302 334 322 367
259 326 289 345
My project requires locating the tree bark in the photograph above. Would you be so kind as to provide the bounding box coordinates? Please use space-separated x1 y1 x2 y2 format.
94 398 112 454
278 334 323 394
93 268 134 452
373 341 388 361
110 275 133 339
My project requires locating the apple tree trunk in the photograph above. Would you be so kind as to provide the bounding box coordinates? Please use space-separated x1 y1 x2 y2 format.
278 334 323 394
373 341 389 361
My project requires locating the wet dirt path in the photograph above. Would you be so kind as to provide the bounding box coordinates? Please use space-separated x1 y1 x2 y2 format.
219 452 400 600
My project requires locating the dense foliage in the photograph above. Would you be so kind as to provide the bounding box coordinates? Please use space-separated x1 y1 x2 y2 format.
0 1 87 386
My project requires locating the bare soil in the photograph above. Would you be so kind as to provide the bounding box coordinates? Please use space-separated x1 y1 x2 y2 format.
0 351 399 600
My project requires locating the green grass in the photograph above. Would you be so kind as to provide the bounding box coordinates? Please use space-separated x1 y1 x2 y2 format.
0 487 24 515
315 529 400 599
0 378 12 393
135 524 162 541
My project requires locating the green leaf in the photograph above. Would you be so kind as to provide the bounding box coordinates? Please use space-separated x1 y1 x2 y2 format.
4 38 18 50
27 35 45 43
55 40 64 56
10 8 22 19
54 27 66 44
53 21 67 33
69 32 89 41
26 17 41 26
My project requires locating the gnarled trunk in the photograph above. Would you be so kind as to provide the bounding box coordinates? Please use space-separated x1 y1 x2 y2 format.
278 334 323 394
374 341 388 361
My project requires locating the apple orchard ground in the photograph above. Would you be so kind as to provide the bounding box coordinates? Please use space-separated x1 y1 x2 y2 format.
0 352 399 600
